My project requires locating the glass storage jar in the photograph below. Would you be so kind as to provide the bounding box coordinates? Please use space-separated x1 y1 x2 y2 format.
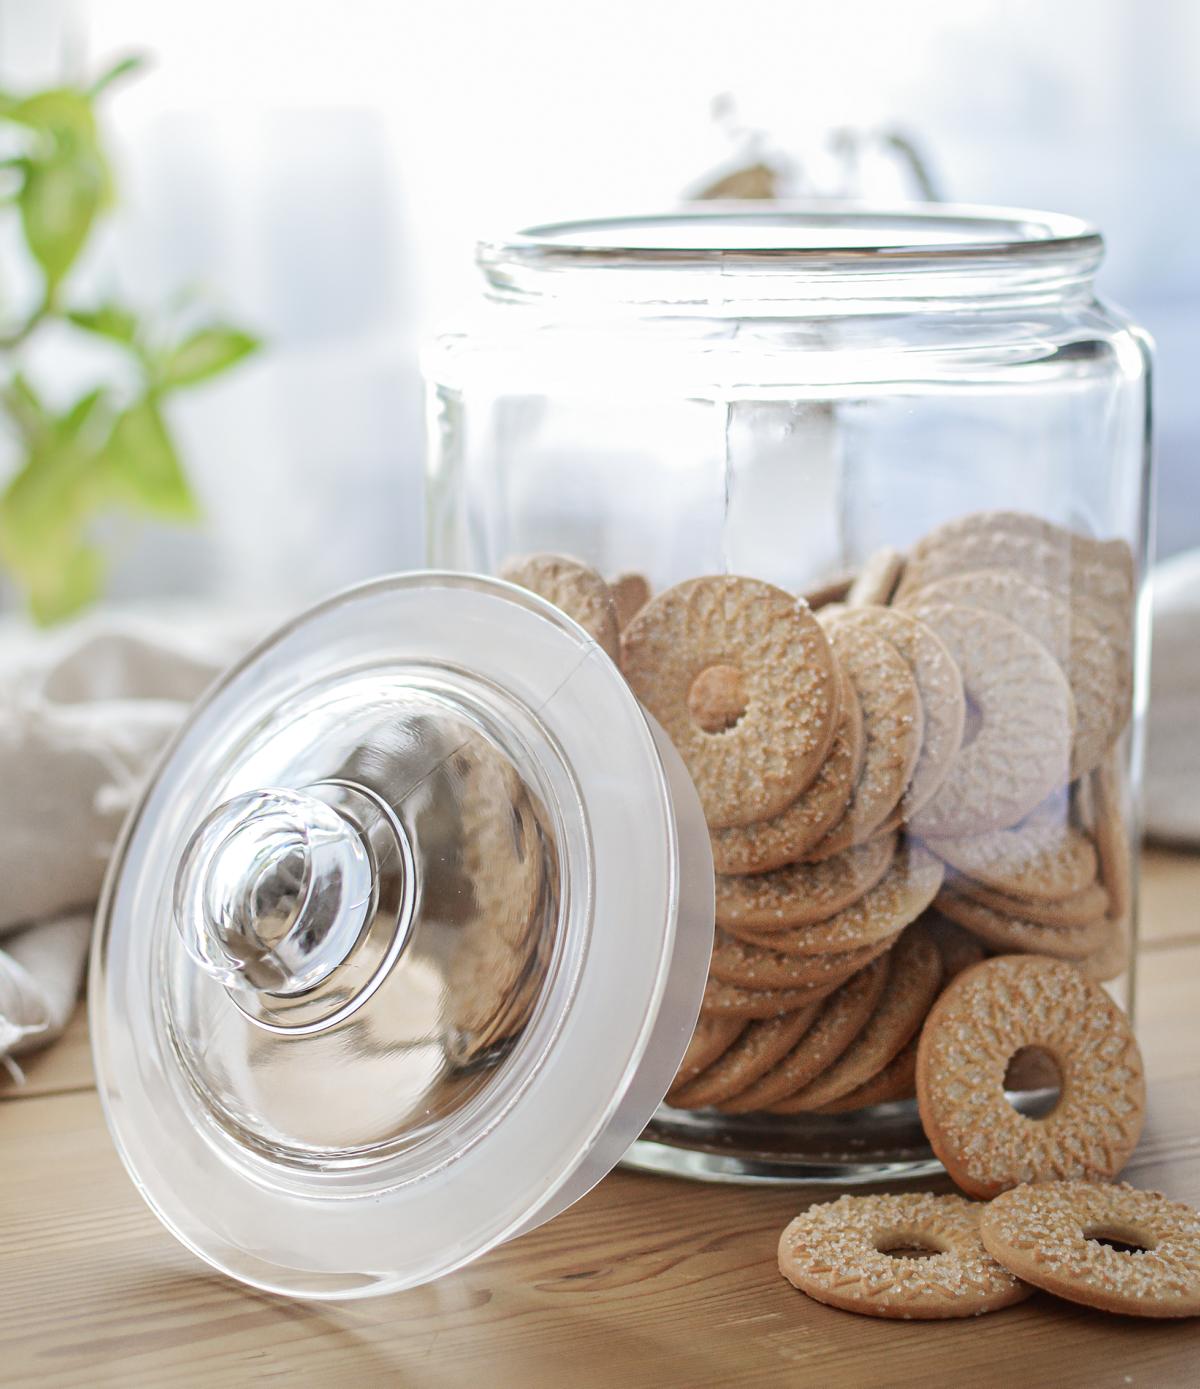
425 204 1154 1183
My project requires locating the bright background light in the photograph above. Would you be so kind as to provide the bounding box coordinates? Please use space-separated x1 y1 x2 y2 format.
3 0 1196 605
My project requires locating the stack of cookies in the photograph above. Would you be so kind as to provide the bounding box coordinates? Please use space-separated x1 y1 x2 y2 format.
498 507 1136 1119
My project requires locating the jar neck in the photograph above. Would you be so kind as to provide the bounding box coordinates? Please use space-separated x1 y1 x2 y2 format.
477 204 1104 316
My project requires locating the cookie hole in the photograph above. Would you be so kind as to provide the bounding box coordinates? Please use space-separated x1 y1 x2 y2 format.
688 664 748 734
1083 1227 1154 1256
875 1238 944 1260
1004 1046 1063 1119
961 692 984 747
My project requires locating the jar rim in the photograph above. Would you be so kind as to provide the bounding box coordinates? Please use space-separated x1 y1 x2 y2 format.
477 202 1104 307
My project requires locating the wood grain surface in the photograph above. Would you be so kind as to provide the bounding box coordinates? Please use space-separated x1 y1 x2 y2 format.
2 850 1198 1388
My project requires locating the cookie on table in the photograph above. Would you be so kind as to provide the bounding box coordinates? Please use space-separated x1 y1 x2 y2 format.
982 1182 1200 1319
778 1193 1033 1320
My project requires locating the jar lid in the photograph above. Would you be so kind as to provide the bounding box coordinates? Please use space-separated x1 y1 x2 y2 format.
90 573 713 1298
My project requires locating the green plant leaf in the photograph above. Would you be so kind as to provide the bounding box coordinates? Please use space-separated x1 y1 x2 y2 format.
107 395 200 519
67 302 139 345
0 406 112 623
89 55 147 100
8 87 110 291
160 325 260 388
5 88 97 140
18 145 107 292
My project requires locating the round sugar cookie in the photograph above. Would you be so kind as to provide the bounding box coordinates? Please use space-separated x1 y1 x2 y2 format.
804 621 923 857
667 1003 822 1109
610 571 651 630
921 807 1096 902
700 974 843 1021
900 567 1120 780
933 891 1111 959
499 553 621 662
622 575 841 829
715 834 895 932
768 925 942 1113
956 878 1110 928
828 606 966 822
982 1182 1200 1319
668 1015 745 1094
778 1192 1032 1320
811 1034 919 1114
717 957 890 1114
846 546 906 607
709 929 896 992
916 956 1145 1199
732 843 943 958
905 603 1074 837
710 670 864 874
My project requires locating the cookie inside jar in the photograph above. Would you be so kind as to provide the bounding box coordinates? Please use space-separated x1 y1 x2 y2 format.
499 505 1137 1181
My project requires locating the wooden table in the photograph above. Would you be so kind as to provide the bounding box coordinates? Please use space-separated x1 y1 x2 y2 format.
3 849 1198 1388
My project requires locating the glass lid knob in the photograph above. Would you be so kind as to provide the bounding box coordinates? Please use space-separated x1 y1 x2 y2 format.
173 785 378 998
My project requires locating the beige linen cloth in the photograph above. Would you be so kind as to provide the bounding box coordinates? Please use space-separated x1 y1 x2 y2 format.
0 610 256 1076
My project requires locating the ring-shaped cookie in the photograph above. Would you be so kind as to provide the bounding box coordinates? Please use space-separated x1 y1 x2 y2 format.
710 670 863 874
778 1193 1033 1320
916 956 1145 1198
982 1181 1200 1319
733 843 943 958
715 834 895 932
803 622 923 858
499 553 621 663
906 603 1074 837
828 606 965 822
621 576 841 829
933 891 1111 958
667 1003 822 1109
717 956 890 1114
900 567 1120 780
922 808 1096 902
769 925 942 1113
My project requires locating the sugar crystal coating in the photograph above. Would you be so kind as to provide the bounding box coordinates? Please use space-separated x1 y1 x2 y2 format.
778 1192 1033 1320
982 1182 1200 1318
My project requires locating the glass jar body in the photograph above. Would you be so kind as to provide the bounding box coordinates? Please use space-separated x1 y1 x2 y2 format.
424 209 1153 1183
